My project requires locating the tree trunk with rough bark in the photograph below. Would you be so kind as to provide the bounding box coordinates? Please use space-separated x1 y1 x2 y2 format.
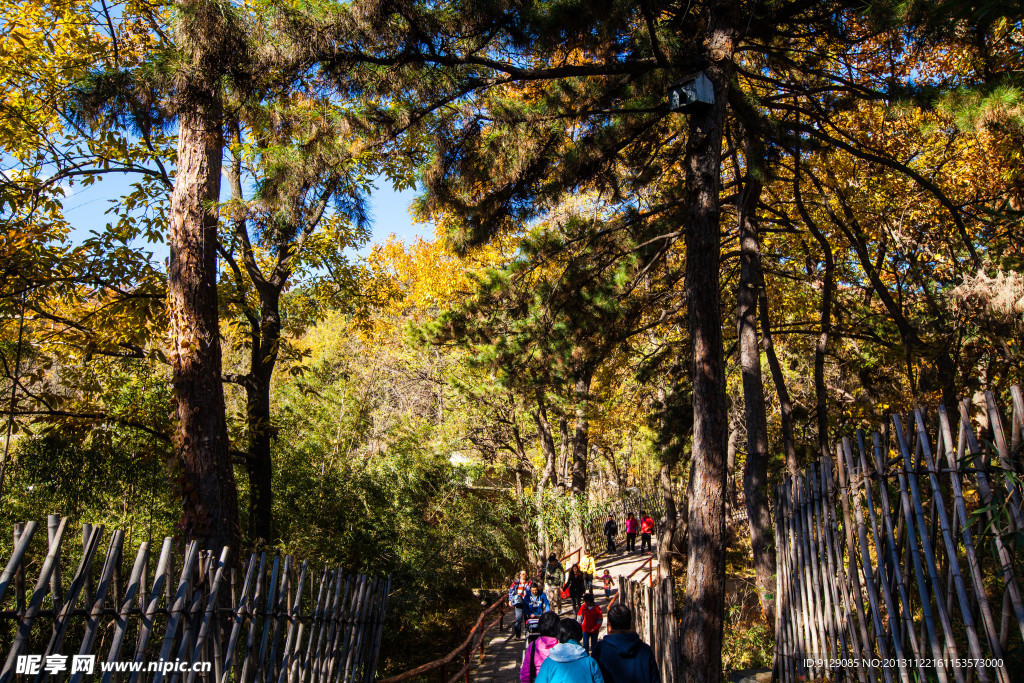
244 288 281 546
570 367 593 496
533 397 559 559
726 415 740 517
736 139 776 624
757 280 798 476
657 461 677 582
794 168 835 463
167 0 245 551
168 61 240 550
558 416 570 487
679 41 732 683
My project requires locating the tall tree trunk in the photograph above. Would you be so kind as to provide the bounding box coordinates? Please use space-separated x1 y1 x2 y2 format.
757 278 798 476
736 134 776 624
793 166 835 462
726 415 740 516
245 288 281 545
533 394 559 558
680 43 732 683
168 3 240 550
558 416 570 487
570 366 593 496
657 462 678 582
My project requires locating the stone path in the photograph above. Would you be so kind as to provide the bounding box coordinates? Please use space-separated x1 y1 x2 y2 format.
474 541 658 682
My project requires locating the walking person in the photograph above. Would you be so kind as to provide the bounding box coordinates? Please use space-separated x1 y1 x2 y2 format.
564 563 586 614
521 611 560 683
534 619 605 683
592 604 660 683
624 513 638 553
509 569 533 640
576 594 603 654
543 554 566 613
603 514 618 553
638 512 654 554
600 570 614 598
579 548 596 595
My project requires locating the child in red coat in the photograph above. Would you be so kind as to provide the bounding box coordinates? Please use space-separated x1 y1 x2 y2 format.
576 593 603 654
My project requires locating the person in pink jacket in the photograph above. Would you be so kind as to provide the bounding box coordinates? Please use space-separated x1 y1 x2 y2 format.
521 611 561 683
624 513 639 553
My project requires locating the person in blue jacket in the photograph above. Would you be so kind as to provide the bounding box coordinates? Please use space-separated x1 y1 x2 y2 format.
592 604 660 683
524 583 552 618
534 618 605 683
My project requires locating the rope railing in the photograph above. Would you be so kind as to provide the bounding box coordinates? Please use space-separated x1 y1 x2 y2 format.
376 596 506 683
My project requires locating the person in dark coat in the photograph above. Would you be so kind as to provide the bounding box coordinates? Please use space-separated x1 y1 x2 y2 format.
603 515 618 553
592 604 660 683
563 563 587 614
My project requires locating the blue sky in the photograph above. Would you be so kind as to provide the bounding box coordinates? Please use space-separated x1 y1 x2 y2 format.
62 171 432 260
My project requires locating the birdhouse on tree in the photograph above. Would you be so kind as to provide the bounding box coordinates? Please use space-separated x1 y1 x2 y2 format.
668 72 715 111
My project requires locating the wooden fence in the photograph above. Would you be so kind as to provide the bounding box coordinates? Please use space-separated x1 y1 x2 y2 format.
0 518 390 683
775 389 1024 683
615 575 679 683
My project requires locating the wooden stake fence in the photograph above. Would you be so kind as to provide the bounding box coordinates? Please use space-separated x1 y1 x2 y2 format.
615 571 679 683
0 518 390 683
775 388 1024 682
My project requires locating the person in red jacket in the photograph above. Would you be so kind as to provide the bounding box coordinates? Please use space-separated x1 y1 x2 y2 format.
639 512 655 554
576 593 603 654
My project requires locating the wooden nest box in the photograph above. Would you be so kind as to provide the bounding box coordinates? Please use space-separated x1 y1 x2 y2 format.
668 72 714 111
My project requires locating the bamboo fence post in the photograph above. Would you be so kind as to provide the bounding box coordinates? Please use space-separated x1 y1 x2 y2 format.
822 458 867 683
868 433 922 675
811 462 842 669
840 438 896 683
277 561 308 683
313 570 342 683
776 484 796 683
75 529 125 673
959 402 1024 638
836 449 878 683
46 514 63 613
0 521 37 605
985 392 1024 530
894 414 966 673
155 540 200 683
101 541 149 683
914 409 1001 680
184 546 230 683
222 554 259 683
128 537 173 683
854 432 917 682
798 469 829 671
329 570 351 682
300 568 329 683
14 523 25 616
891 418 962 683
82 523 94 608
1 517 68 678
781 478 804 681
39 522 104 676
267 555 293 683
240 553 269 683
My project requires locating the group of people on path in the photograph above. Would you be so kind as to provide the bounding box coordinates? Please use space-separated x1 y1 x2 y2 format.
508 549 611 643
504 520 661 683
604 512 655 554
520 605 659 683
